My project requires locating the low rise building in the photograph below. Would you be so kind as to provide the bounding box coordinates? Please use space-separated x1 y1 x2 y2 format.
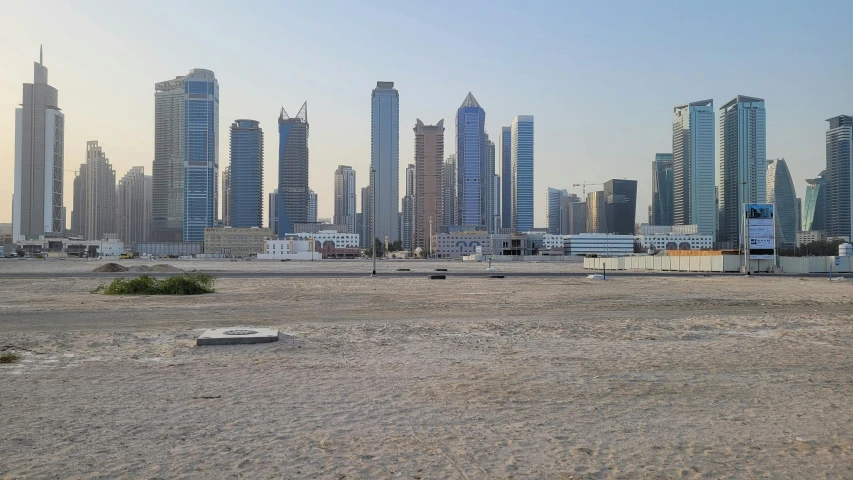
136 242 203 257
492 233 544 256
203 227 275 258
432 231 491 259
288 230 360 258
640 224 699 235
257 238 317 261
642 233 714 251
292 222 349 234
17 236 125 257
797 230 826 246
563 234 635 256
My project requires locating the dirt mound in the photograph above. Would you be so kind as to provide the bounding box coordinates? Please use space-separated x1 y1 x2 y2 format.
127 264 184 273
90 263 129 273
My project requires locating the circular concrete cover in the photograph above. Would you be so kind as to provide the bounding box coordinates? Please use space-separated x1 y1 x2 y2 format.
197 328 280 346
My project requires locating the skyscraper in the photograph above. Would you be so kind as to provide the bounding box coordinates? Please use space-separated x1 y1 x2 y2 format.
401 163 415 250
442 155 457 228
83 141 117 240
221 166 230 226
826 115 853 239
456 92 486 227
492 174 501 232
651 153 674 226
546 187 568 235
307 189 318 223
484 134 497 232
268 189 278 234
802 171 827 232
182 69 219 242
719 96 766 247
152 75 185 242
500 126 512 229
117 166 151 248
334 165 357 233
371 81 400 243
13 47 65 242
229 119 264 228
766 158 798 248
604 179 637 235
361 185 371 247
586 191 605 234
672 100 715 235
414 119 444 249
71 165 86 237
277 102 309 235
511 115 534 232
562 197 586 235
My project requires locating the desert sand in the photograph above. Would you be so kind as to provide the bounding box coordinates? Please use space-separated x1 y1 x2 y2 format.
1 259 852 479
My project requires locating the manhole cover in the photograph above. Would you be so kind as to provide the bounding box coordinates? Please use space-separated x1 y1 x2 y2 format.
223 329 258 336
197 328 280 346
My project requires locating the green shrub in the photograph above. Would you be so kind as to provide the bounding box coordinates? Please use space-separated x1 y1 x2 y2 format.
0 352 21 364
93 273 215 295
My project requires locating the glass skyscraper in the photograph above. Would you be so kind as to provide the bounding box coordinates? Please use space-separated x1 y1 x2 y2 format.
672 100 715 235
718 96 766 247
182 69 219 242
802 171 827 232
604 179 638 235
456 92 486 227
651 153 674 226
484 134 496 232
826 115 853 239
511 115 534 233
277 102 309 235
228 119 263 228
152 76 185 242
371 82 400 243
334 165 357 234
500 126 512 230
13 47 65 241
546 187 568 235
766 158 798 247
442 155 457 228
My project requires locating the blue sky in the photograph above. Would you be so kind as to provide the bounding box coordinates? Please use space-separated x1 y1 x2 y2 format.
1 0 850 226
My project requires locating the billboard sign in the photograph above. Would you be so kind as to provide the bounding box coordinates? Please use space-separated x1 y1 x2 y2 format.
745 203 775 260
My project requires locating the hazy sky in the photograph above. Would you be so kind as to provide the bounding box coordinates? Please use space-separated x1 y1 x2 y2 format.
1 0 851 227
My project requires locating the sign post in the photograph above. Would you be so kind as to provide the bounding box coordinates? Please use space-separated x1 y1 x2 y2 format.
745 204 776 272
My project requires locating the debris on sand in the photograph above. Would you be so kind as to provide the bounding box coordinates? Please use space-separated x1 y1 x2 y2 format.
90 263 129 273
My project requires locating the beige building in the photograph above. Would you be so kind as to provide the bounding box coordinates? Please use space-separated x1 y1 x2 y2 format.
414 119 444 249
204 227 275 258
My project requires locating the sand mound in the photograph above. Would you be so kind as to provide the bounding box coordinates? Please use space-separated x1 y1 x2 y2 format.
127 264 184 273
90 263 129 273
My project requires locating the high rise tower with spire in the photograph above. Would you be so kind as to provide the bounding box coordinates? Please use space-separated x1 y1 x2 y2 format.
13 46 65 241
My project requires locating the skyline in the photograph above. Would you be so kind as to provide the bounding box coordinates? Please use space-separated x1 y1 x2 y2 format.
2 1 852 228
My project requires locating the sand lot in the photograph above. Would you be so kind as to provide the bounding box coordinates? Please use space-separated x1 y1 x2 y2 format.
1 260 852 479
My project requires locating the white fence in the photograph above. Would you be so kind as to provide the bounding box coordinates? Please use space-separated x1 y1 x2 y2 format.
778 256 852 274
584 255 853 274
584 255 741 272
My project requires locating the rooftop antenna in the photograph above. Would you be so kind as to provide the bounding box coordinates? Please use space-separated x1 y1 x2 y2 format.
40 44 43 64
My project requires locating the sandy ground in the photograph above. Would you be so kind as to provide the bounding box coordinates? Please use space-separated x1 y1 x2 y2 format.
1 264 852 479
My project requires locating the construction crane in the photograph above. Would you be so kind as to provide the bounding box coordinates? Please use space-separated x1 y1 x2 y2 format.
572 182 602 197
